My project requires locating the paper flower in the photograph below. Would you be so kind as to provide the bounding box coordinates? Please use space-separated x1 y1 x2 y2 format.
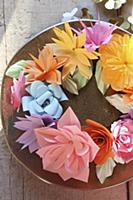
73 21 116 52
47 22 99 79
35 107 99 182
11 71 26 110
15 114 56 153
82 119 113 164
24 46 68 84
22 81 68 118
105 0 126 10
111 116 133 163
99 34 133 91
61 8 78 22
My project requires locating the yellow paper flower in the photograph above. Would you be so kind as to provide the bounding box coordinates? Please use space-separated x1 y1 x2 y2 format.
47 22 99 79
99 34 133 91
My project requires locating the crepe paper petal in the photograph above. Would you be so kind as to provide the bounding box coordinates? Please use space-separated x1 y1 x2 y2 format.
57 107 81 129
48 22 99 79
29 100 45 114
48 84 68 101
6 60 32 79
15 114 56 153
73 69 92 90
29 80 48 98
96 158 116 184
61 8 78 22
22 96 33 111
95 61 109 95
35 107 99 182
11 71 26 110
22 81 68 118
106 94 133 113
24 46 68 84
62 76 79 95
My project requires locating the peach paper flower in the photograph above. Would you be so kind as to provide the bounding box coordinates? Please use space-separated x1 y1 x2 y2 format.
47 22 99 79
24 46 68 84
82 119 113 165
100 34 133 91
35 107 99 182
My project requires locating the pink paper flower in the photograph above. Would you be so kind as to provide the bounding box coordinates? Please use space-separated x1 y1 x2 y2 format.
11 71 26 110
15 114 56 153
35 107 99 182
73 21 116 52
111 118 133 163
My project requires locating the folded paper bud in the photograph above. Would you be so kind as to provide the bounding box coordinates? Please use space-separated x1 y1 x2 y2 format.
22 81 68 118
35 107 99 182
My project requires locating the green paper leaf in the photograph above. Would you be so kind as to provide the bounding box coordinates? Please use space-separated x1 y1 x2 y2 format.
120 21 130 30
96 158 116 184
62 76 79 95
73 67 92 90
6 60 31 79
95 61 109 95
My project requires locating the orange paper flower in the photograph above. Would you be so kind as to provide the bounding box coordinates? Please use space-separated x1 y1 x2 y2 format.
82 119 113 165
99 34 133 91
24 46 68 84
47 22 99 79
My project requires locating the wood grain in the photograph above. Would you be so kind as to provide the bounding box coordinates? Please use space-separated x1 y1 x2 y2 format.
0 0 132 199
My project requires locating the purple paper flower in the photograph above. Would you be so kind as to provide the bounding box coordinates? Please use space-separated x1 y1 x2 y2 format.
73 21 116 52
14 114 56 153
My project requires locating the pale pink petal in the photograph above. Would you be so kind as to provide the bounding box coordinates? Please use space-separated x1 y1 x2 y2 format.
57 107 81 129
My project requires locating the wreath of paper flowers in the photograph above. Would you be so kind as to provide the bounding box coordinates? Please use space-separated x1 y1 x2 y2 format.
6 21 133 184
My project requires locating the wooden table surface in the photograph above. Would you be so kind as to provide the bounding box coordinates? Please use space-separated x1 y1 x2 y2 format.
0 0 133 199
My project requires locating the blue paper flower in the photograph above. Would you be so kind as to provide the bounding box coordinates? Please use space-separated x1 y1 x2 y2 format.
22 81 68 119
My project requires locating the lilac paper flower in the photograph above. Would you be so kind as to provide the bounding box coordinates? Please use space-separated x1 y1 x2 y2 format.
15 114 56 153
22 81 68 119
73 21 116 52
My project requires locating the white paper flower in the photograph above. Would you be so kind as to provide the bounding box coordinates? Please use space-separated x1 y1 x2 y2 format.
61 8 78 22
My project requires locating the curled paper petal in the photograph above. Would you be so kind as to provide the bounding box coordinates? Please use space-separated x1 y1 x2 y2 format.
96 158 116 184
48 84 68 101
22 81 68 118
14 114 56 153
35 107 99 182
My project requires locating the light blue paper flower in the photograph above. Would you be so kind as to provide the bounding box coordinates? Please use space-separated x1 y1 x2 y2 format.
22 81 68 119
